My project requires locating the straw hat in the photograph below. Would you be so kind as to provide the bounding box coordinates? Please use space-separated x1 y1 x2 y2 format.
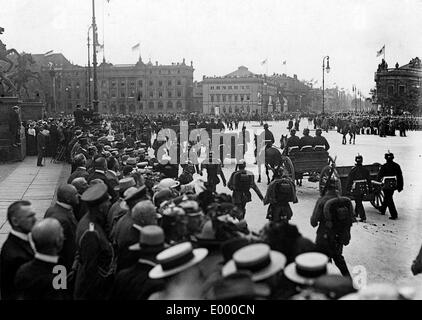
284 252 340 285
148 242 208 279
222 243 287 282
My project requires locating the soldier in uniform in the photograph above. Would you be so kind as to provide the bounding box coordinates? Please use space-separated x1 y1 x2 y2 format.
285 129 300 154
299 128 314 150
263 123 275 146
228 159 264 219
346 155 372 222
313 128 330 151
377 152 403 220
200 151 226 193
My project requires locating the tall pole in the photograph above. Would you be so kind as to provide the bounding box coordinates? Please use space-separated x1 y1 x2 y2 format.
322 56 329 114
92 0 99 112
87 26 92 108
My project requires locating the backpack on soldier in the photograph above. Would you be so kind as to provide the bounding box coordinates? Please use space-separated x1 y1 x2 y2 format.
234 171 251 192
382 176 397 191
274 178 295 203
323 197 354 246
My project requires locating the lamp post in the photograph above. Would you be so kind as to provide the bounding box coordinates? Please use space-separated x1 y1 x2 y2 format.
322 56 330 114
87 25 93 108
91 0 99 112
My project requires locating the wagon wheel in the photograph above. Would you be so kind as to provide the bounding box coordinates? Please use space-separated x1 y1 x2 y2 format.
319 165 342 196
370 188 384 211
280 156 295 181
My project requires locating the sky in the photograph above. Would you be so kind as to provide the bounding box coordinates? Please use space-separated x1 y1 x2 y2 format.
2 0 422 96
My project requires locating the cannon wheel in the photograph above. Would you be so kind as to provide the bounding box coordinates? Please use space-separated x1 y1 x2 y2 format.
319 165 342 196
370 188 384 211
280 156 295 181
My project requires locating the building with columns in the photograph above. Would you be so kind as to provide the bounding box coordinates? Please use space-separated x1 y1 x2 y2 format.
202 66 279 115
32 54 194 115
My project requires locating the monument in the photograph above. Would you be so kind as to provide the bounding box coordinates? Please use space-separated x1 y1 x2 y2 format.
0 27 45 162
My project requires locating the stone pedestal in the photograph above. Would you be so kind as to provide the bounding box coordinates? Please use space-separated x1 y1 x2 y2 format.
0 97 27 162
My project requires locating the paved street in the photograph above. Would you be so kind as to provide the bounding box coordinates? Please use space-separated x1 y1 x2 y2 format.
210 120 422 287
0 157 68 247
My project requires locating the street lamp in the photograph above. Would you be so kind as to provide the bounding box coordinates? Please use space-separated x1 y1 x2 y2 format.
322 56 330 114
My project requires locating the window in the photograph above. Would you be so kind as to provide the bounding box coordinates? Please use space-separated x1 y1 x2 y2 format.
234 86 238 89
177 101 183 109
121 81 126 87
241 95 244 102
228 94 232 101
228 86 232 90
149 81 154 86
111 81 117 88
247 95 250 101
241 86 244 89
129 104 135 113
158 101 164 109
222 86 226 90
120 104 126 114
222 95 226 102
138 91 143 99
138 80 143 87
388 85 394 96
111 90 116 98
159 81 163 87
246 85 250 89
216 95 220 102
211 86 214 90
150 91 154 98
111 104 117 113
159 91 163 98
167 101 173 109
168 80 172 86
129 90 135 97
129 81 135 88
216 86 220 90
210 95 214 102
121 91 125 98
177 79 182 85
234 95 238 102
177 90 182 98
149 102 155 110
168 91 172 98
399 85 405 95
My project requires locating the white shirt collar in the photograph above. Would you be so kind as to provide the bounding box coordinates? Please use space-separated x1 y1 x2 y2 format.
77 166 87 170
34 252 59 264
56 201 73 210
10 229 30 242
95 169 106 174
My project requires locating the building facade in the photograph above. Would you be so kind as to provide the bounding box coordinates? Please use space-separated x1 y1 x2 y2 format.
202 66 279 115
191 81 203 113
374 57 422 114
32 54 194 115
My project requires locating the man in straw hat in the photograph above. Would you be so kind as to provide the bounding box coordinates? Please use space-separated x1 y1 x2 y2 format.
148 242 208 300
221 243 287 299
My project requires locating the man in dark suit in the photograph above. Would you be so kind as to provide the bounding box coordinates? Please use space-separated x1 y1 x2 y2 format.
0 201 36 300
37 127 49 167
67 154 89 184
8 106 21 148
14 218 69 300
44 184 79 270
87 157 117 201
74 105 84 128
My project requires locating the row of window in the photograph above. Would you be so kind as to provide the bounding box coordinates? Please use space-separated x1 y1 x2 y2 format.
210 94 251 102
105 79 184 88
105 100 184 112
210 85 251 90
387 85 406 96
210 105 252 113
106 90 183 99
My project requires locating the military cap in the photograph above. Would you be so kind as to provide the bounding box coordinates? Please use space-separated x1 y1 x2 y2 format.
81 183 110 206
127 157 137 165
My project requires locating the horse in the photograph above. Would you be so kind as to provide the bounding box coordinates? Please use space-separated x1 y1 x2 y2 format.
256 141 285 185
280 134 288 150
0 39 20 73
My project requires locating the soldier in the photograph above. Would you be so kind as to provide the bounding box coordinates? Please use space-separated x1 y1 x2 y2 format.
200 151 226 193
377 152 403 220
346 155 372 222
285 129 300 154
299 128 314 150
263 123 275 146
310 176 355 277
313 128 330 151
227 159 264 219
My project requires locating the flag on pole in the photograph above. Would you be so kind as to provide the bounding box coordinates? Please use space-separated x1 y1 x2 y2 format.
44 50 54 56
376 45 385 57
132 43 140 51
261 58 267 66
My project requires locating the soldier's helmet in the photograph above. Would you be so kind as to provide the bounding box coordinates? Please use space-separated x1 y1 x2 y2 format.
385 152 394 161
355 155 363 163
263 123 269 129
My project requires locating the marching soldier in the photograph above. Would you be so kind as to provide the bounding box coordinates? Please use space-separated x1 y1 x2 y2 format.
377 152 403 220
200 151 226 193
227 159 264 219
346 155 372 222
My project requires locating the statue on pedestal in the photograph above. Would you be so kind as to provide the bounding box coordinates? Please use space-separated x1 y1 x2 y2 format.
0 27 19 95
9 53 42 98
